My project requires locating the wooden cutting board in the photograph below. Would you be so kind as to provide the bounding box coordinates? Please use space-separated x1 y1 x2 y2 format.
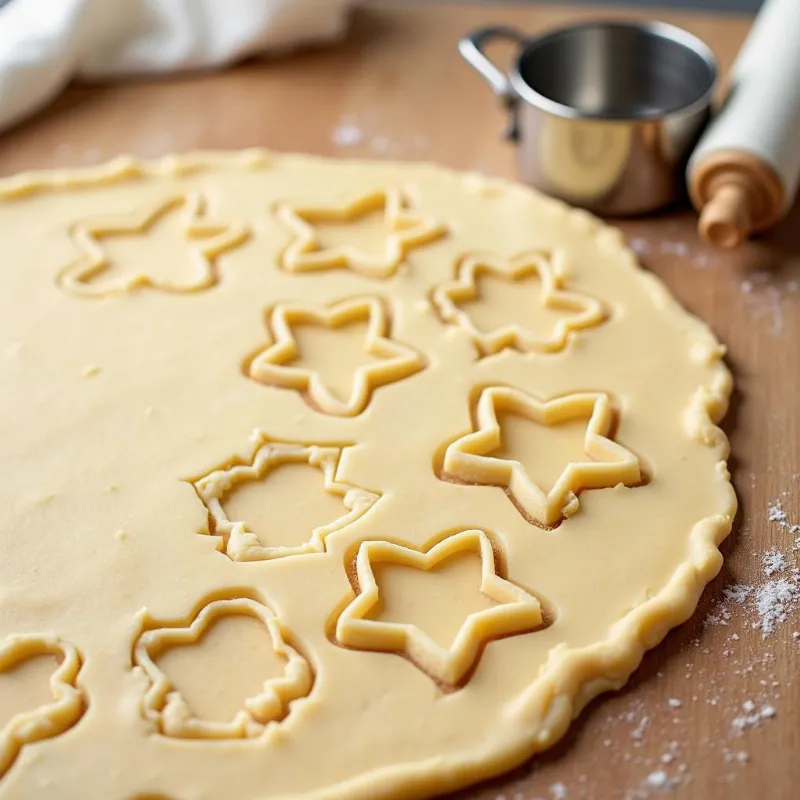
0 4 797 799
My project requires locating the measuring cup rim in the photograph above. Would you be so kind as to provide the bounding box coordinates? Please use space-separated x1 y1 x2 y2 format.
508 19 718 123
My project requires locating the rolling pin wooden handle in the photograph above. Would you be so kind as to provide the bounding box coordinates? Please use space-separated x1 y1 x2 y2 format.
690 149 785 249
699 182 750 249
687 0 800 247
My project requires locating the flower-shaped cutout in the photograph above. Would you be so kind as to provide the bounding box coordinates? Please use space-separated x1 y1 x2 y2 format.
276 188 446 278
431 251 605 356
57 193 249 297
0 634 86 778
134 598 313 739
334 529 544 688
246 296 426 416
192 434 381 561
441 387 642 527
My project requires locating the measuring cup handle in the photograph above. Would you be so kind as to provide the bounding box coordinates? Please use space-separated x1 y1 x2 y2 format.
458 26 524 140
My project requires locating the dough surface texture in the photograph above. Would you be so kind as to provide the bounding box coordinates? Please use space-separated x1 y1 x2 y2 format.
0 151 734 799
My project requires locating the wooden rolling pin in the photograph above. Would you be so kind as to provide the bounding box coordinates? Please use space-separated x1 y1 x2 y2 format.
687 0 800 248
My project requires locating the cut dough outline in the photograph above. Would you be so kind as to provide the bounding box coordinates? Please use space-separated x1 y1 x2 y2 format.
246 295 427 416
441 386 642 527
276 187 447 278
335 529 545 688
0 634 86 779
0 152 736 800
431 250 606 356
191 432 381 561
133 597 313 739
57 192 249 297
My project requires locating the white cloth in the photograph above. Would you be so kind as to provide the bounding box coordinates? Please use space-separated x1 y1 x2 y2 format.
0 0 352 133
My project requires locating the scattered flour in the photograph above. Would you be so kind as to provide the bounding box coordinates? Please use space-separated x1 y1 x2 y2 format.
631 715 650 743
330 118 431 155
706 583 751 627
644 770 673 790
550 782 568 799
732 703 777 732
628 237 695 260
667 698 682 709
724 584 753 604
330 121 364 147
763 548 789 576
739 280 786 336
768 500 800 546
659 241 689 257
704 604 732 627
628 237 648 256
768 502 787 524
723 748 749 763
708 502 799 638
754 577 799 637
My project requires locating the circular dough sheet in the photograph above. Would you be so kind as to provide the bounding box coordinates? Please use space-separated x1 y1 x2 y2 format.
0 152 734 800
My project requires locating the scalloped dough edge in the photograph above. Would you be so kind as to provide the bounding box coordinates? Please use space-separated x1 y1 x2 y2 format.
0 151 736 800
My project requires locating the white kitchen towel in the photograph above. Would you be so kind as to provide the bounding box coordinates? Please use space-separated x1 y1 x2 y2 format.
0 0 352 133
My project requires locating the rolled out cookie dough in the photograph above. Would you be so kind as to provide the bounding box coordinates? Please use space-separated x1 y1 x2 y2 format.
0 151 735 799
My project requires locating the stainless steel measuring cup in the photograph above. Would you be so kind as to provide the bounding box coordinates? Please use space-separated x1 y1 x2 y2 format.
459 21 717 215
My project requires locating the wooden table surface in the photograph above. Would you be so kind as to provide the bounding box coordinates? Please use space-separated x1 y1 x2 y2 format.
1 3 797 799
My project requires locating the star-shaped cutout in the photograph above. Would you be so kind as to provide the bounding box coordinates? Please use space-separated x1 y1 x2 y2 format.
134 598 313 739
334 529 544 688
57 193 249 297
191 433 381 561
441 387 642 527
431 251 605 356
0 634 86 778
276 188 447 278
245 296 426 416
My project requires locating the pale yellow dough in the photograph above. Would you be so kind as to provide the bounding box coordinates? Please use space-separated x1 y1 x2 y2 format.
0 151 735 800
